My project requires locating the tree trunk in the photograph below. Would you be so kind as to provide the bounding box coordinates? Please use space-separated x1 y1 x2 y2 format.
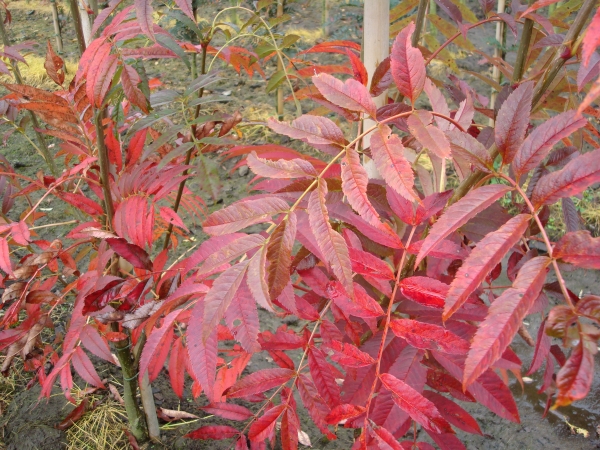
50 0 64 53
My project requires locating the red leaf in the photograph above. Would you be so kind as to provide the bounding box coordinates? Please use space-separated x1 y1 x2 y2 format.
370 124 417 201
57 398 88 430
168 337 186 398
555 334 596 407
494 81 533 164
187 300 218 402
126 129 147 167
325 404 366 424
312 73 377 117
445 214 531 321
341 146 380 225
226 368 295 398
72 347 105 388
408 239 469 261
267 116 347 155
44 40 64 85
197 234 264 276
370 56 392 97
281 406 300 450
225 281 261 353
433 352 519 422
422 391 483 435
531 148 600 207
159 207 188 232
327 281 384 318
446 129 493 173
527 320 551 375
553 230 600 269
201 403 254 421
85 42 112 106
80 325 113 362
399 276 448 308
185 425 239 440
390 319 470 354
308 346 341 406
203 197 289 236
266 213 296 300
202 261 249 342
582 5 600 66
407 111 451 159
173 0 195 21
349 247 394 280
391 22 426 104
416 184 513 267
297 374 333 437
0 238 13 276
247 152 317 179
106 237 153 270
512 110 587 178
134 0 155 41
61 192 104 216
139 309 178 382
379 373 453 434
463 257 550 388
308 180 354 297
91 0 124 36
248 404 285 442
325 340 376 368
121 64 149 113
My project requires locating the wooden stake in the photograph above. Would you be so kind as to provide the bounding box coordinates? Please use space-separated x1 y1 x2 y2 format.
489 0 506 124
362 0 390 179
50 0 64 53
277 0 284 120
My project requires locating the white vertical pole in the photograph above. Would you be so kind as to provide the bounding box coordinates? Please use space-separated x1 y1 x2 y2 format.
362 0 390 179
79 0 92 46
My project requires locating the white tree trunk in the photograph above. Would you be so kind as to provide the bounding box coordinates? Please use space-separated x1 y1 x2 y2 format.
362 0 389 179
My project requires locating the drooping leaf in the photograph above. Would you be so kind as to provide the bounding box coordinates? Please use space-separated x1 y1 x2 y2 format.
422 391 483 435
463 257 550 388
139 309 178 382
379 373 453 434
135 0 155 41
370 56 392 97
72 347 105 388
407 110 451 159
370 125 417 201
444 214 531 321
79 325 113 362
531 148 600 207
553 230 600 269
44 40 64 86
494 81 533 164
327 281 384 318
390 319 470 354
416 184 513 267
121 64 149 113
349 247 394 280
266 213 297 300
512 110 587 178
197 234 264 277
555 334 596 407
341 146 380 225
203 197 289 236
391 22 426 104
226 368 295 398
312 73 377 117
308 180 354 297
168 337 186 398
0 238 13 276
106 238 153 271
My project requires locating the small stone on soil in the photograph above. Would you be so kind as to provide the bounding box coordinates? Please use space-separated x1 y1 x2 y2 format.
238 165 249 177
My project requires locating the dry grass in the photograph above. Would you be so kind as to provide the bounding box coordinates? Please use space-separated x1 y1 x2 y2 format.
0 54 78 89
65 388 129 450
0 358 28 450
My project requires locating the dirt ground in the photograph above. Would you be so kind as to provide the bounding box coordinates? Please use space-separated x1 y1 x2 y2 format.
0 0 599 449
